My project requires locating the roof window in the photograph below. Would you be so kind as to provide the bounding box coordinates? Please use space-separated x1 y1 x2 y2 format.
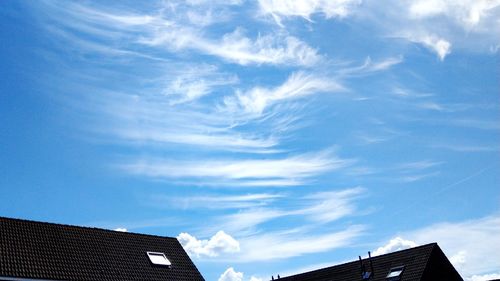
386 266 404 280
147 252 171 267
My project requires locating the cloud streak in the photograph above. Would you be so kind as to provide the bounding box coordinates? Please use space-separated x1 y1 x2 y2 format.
152 193 284 210
237 225 364 261
215 187 366 235
121 149 353 186
222 71 344 116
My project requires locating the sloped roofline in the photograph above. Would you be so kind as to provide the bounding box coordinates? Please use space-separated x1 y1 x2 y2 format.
0 215 178 240
279 242 438 279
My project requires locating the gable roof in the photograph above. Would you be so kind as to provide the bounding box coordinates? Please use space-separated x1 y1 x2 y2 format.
0 216 204 281
276 243 463 281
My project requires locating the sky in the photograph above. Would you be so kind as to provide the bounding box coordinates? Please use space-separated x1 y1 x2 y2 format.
0 1 499 281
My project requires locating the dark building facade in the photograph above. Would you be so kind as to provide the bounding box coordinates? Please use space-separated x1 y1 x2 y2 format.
0 216 204 281
275 243 463 281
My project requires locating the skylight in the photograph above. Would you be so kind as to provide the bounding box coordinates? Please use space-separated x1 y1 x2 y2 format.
147 252 171 267
386 266 404 280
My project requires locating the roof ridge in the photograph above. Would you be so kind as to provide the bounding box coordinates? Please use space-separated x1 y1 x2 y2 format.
368 242 437 259
0 215 178 240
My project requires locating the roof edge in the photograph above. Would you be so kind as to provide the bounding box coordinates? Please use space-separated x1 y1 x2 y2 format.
0 215 178 241
279 242 438 280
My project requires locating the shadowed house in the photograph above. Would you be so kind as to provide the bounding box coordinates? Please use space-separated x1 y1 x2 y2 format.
0 216 204 281
272 243 463 281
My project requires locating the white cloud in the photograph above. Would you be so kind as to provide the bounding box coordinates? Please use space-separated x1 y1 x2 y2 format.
258 0 361 25
177 231 240 258
121 149 353 186
113 227 128 232
467 273 500 281
222 71 343 116
373 216 500 281
218 267 264 281
376 215 500 278
218 268 263 281
411 35 451 61
372 237 418 256
357 0 500 60
408 0 500 30
219 267 244 281
405 215 500 277
450 250 467 269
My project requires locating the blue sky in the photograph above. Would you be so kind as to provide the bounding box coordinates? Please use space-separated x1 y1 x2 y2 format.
1 1 499 281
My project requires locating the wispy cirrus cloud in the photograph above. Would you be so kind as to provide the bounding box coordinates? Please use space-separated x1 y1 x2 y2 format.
83 90 280 152
121 149 353 186
392 160 442 183
163 64 239 104
256 0 498 60
151 193 284 210
40 1 321 66
300 187 367 223
215 187 365 235
396 160 443 171
337 56 404 77
141 27 321 66
182 223 365 263
176 186 367 262
221 71 343 116
430 143 500 153
258 0 362 26
237 225 364 262
344 159 443 183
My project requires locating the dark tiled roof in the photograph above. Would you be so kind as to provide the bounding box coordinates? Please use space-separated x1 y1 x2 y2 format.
0 216 204 281
276 243 463 281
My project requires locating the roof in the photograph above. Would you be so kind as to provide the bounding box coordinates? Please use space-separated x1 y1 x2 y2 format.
276 243 463 281
0 216 205 281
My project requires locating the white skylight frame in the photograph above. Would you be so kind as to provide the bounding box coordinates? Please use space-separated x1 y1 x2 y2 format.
386 266 404 279
147 252 171 267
